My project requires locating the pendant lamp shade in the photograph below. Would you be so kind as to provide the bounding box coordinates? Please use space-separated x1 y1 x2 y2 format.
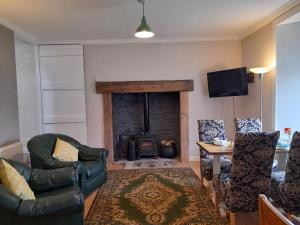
135 0 154 38
135 16 154 38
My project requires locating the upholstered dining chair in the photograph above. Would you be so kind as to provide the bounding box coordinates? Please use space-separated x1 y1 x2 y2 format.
197 120 232 185
234 117 262 133
214 131 280 224
270 131 300 215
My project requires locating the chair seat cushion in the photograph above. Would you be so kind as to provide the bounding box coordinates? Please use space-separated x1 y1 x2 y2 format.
200 157 232 181
81 161 103 179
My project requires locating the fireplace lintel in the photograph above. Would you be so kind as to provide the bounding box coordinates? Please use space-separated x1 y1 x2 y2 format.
96 80 194 164
96 80 194 94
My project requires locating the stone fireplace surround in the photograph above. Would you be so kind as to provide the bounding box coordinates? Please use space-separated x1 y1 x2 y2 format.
96 80 194 163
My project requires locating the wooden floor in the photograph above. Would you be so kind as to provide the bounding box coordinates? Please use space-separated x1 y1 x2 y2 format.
84 161 259 225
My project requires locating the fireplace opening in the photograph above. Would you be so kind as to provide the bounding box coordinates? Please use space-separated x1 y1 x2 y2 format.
112 92 180 161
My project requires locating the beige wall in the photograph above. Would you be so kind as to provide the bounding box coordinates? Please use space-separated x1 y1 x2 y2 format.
241 23 276 131
84 41 242 159
0 24 19 146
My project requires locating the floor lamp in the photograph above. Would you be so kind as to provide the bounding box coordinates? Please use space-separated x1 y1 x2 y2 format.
249 67 271 124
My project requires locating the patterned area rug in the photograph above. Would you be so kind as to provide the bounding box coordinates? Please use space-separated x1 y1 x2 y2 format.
125 158 177 169
86 168 228 225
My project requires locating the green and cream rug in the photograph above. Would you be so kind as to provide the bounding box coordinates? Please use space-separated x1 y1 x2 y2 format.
86 168 228 225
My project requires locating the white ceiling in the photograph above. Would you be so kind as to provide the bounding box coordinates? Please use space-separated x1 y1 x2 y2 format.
0 0 295 43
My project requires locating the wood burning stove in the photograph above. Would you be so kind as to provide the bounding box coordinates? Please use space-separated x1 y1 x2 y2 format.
136 93 158 158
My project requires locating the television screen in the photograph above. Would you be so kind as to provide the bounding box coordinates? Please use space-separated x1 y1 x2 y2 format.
207 67 248 98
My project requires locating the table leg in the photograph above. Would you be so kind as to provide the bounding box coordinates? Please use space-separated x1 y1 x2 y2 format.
213 155 221 174
277 152 288 171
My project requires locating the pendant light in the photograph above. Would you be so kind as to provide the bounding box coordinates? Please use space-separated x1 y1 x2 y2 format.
135 0 155 38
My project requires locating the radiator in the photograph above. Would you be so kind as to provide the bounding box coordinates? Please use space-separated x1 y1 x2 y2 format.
0 142 29 164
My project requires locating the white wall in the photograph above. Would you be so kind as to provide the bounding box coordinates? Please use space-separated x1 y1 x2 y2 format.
15 35 42 147
276 21 300 132
84 41 243 159
0 24 19 147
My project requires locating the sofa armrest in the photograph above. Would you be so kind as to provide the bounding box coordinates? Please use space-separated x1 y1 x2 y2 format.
43 159 79 170
17 187 84 216
0 184 21 212
78 145 108 161
29 167 78 193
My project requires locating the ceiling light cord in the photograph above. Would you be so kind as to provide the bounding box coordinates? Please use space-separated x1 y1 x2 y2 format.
143 3 145 17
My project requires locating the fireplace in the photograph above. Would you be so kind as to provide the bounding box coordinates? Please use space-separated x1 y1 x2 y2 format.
112 92 178 161
96 80 194 163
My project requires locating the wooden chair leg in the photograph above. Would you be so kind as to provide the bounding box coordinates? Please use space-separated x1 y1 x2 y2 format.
230 212 236 225
213 191 219 213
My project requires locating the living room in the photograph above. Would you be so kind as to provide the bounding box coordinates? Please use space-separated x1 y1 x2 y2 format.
0 1 300 225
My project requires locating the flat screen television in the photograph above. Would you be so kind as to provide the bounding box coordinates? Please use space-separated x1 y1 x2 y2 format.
207 67 248 98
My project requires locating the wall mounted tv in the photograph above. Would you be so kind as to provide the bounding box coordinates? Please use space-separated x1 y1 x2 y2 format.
207 67 248 98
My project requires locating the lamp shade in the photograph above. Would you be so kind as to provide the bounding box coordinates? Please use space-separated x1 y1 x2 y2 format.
249 67 271 74
135 16 155 38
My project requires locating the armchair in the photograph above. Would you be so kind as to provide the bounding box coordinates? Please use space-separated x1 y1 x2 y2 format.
0 158 84 225
27 133 108 197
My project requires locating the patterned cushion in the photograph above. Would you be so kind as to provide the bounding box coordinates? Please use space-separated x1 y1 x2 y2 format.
201 157 232 181
270 132 300 214
197 119 226 159
216 132 279 212
0 159 35 200
52 138 79 162
234 118 262 133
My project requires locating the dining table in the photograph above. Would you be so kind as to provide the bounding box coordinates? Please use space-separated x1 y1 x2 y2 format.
196 141 290 175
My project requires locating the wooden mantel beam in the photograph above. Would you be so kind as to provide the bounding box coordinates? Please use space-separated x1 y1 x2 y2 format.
96 80 194 94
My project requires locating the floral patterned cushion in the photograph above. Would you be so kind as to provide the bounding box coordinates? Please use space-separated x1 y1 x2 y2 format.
216 132 279 212
234 118 262 133
197 119 226 158
270 132 300 214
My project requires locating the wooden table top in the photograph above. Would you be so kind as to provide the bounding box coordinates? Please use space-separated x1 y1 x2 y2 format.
196 142 289 155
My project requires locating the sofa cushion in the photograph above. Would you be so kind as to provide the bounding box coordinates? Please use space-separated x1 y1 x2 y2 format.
53 138 79 162
0 159 35 200
81 161 103 179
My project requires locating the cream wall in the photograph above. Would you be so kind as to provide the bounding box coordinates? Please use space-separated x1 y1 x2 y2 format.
241 3 300 132
84 41 243 159
241 23 276 131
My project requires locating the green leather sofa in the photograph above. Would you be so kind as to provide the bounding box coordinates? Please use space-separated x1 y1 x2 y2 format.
27 133 108 197
0 158 84 225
